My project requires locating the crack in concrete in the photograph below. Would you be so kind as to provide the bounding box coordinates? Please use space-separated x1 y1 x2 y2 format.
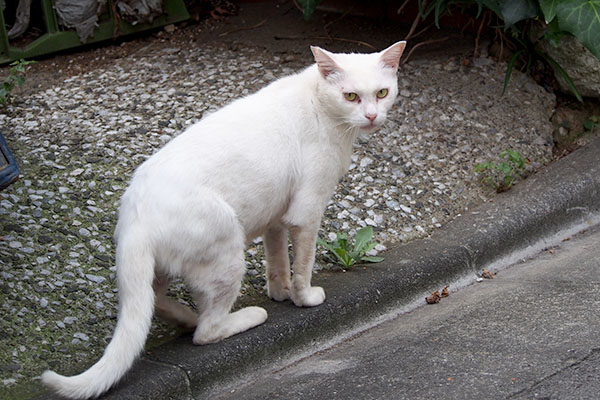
506 348 600 399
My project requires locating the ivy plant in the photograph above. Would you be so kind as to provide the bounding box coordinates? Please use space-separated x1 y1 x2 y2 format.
539 0 600 60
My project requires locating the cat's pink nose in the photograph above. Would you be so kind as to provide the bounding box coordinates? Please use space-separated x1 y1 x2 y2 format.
365 113 377 122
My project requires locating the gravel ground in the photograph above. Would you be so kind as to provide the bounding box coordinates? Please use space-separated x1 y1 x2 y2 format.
0 30 555 397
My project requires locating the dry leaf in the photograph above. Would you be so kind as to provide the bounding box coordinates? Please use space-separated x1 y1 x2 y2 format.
441 286 449 298
426 290 441 304
481 269 494 279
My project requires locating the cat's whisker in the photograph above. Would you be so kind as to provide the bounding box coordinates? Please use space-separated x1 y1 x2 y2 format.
342 123 360 136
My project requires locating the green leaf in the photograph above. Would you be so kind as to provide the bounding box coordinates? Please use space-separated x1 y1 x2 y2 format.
3 79 13 91
526 51 534 76
584 119 596 130
474 161 495 172
297 0 323 20
554 0 600 60
501 0 540 27
334 247 355 267
318 235 355 267
317 240 340 264
477 0 503 17
501 149 525 166
319 226 383 268
514 152 527 168
418 0 429 18
544 18 564 47
539 0 559 22
353 226 374 253
321 253 338 264
14 75 25 87
348 250 362 262
497 161 512 176
361 256 384 263
479 0 540 27
502 49 524 96
0 88 8 104
475 2 484 19
503 175 515 188
362 241 378 254
482 176 498 189
317 237 336 253
433 0 448 28
336 232 349 251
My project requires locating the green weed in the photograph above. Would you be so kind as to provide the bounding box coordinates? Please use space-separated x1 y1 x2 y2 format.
1 59 35 106
474 149 529 193
584 115 599 131
317 226 384 269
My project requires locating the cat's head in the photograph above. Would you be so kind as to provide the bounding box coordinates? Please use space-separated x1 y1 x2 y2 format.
311 41 406 133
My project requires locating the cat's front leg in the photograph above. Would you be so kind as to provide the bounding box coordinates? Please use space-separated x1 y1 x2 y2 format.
288 225 326 307
264 225 292 301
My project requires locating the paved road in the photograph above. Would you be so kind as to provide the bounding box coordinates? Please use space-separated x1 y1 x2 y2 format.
214 224 600 400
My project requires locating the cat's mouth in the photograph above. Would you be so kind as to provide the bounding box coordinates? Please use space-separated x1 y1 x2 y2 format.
360 122 380 131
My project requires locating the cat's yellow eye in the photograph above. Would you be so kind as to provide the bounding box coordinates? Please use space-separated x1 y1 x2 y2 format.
344 92 358 102
376 88 389 99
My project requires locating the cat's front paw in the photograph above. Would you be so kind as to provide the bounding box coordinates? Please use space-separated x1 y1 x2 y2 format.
268 281 291 302
291 286 326 307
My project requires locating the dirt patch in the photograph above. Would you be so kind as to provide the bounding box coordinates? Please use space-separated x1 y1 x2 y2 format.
5 0 479 96
551 98 600 156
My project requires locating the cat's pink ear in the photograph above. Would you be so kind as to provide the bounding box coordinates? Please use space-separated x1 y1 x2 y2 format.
311 46 342 78
379 41 406 71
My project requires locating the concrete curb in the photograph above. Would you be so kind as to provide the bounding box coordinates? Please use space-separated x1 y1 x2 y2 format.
41 138 600 399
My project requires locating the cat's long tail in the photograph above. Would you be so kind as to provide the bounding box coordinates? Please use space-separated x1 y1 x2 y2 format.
41 229 156 399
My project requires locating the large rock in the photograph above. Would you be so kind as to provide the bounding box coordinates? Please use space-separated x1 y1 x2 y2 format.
543 34 600 98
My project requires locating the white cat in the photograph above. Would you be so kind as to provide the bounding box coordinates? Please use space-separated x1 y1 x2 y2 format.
41 40 406 399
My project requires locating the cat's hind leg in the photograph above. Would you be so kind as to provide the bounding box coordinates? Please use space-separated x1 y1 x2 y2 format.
264 224 292 302
188 253 267 345
153 273 198 330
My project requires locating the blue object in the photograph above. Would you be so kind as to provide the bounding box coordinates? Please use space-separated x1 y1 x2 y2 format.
0 131 19 190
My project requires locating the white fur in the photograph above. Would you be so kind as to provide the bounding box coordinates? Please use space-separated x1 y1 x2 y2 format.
41 41 406 399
